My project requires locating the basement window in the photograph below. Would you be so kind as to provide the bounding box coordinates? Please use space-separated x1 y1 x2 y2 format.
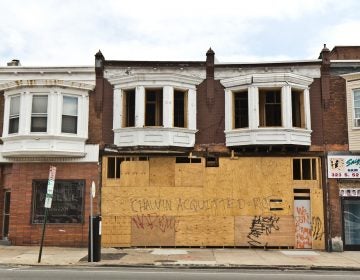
233 91 249 128
123 89 135 127
145 89 163 126
174 90 187 128
107 157 123 179
293 158 317 180
292 89 305 128
259 89 282 127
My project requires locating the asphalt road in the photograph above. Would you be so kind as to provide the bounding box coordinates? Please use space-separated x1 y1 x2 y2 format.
0 266 360 280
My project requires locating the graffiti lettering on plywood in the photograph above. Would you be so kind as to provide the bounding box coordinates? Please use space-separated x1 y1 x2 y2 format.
294 204 312 248
132 214 178 233
247 216 280 246
312 216 324 241
130 196 284 213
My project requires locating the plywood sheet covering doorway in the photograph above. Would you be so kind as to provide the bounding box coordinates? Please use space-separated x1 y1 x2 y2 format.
101 156 325 249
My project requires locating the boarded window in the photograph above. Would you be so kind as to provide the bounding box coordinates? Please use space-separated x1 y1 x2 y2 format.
259 89 282 127
292 89 305 128
123 89 135 127
174 90 187 128
31 95 48 132
145 89 163 126
293 158 317 180
9 95 20 134
32 180 84 224
234 91 248 128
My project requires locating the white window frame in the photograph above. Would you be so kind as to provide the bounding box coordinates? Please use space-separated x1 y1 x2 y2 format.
61 95 79 134
8 95 20 134
353 89 360 128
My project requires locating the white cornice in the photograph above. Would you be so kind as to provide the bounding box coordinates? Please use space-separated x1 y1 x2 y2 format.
0 79 95 91
221 72 314 88
107 72 204 88
0 66 94 74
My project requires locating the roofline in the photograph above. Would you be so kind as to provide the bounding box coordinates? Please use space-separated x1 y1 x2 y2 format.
104 59 322 68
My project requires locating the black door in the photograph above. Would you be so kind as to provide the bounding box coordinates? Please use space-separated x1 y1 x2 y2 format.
342 197 360 250
2 191 10 239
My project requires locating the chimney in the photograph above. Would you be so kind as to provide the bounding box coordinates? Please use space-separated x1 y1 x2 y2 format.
7 59 21 66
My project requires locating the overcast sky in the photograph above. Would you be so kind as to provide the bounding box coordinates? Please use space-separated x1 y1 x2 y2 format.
1 0 360 66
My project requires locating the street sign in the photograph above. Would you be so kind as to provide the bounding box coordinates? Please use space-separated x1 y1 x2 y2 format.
45 166 56 209
38 165 57 263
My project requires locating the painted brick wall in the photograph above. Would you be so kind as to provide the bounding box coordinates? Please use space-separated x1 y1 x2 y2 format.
101 79 114 146
6 162 99 247
196 80 225 145
87 90 102 145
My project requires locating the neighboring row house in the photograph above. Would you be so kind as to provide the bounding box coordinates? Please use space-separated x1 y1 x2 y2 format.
0 61 99 246
1 46 360 251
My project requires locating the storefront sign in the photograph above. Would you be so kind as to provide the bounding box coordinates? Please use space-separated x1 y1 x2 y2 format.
328 155 360 178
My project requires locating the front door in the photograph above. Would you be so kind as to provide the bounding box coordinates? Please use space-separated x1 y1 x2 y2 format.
294 197 312 249
342 198 360 250
2 191 10 239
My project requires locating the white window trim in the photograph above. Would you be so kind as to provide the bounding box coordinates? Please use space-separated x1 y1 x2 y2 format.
352 89 360 129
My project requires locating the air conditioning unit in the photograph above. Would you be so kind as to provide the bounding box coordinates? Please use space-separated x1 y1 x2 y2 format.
355 118 360 127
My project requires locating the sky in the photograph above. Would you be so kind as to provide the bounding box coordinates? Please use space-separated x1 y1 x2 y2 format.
1 0 360 66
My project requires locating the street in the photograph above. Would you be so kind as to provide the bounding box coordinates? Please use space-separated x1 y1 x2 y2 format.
0 266 360 280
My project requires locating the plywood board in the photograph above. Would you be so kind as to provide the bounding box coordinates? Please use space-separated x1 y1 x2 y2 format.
175 163 204 187
311 188 325 249
150 158 175 187
235 215 295 247
102 216 131 247
131 215 176 246
119 161 149 188
175 216 234 246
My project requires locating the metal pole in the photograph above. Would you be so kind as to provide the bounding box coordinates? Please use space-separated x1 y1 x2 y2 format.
38 208 48 263
90 186 93 262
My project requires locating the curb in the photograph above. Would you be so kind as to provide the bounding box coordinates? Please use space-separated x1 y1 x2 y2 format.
2 262 360 271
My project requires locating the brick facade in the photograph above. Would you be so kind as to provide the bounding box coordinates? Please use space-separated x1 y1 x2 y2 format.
2 162 99 246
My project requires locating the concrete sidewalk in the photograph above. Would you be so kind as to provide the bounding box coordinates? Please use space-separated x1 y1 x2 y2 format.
1 245 360 270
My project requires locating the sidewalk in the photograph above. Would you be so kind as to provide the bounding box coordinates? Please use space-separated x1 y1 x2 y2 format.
1 245 360 270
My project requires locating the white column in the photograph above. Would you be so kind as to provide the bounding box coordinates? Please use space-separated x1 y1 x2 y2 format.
80 94 89 138
113 88 122 130
281 85 292 128
248 86 259 129
49 90 61 135
187 88 196 130
22 91 32 135
225 89 232 131
163 86 173 128
304 88 311 130
135 86 145 127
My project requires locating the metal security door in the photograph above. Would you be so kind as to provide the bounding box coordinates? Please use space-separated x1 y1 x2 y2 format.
294 198 312 249
2 191 10 239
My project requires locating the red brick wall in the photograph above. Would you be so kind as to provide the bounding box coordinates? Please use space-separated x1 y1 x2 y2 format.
330 47 360 60
309 79 324 148
101 79 114 146
87 91 102 145
328 179 342 238
323 76 348 147
6 162 99 247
